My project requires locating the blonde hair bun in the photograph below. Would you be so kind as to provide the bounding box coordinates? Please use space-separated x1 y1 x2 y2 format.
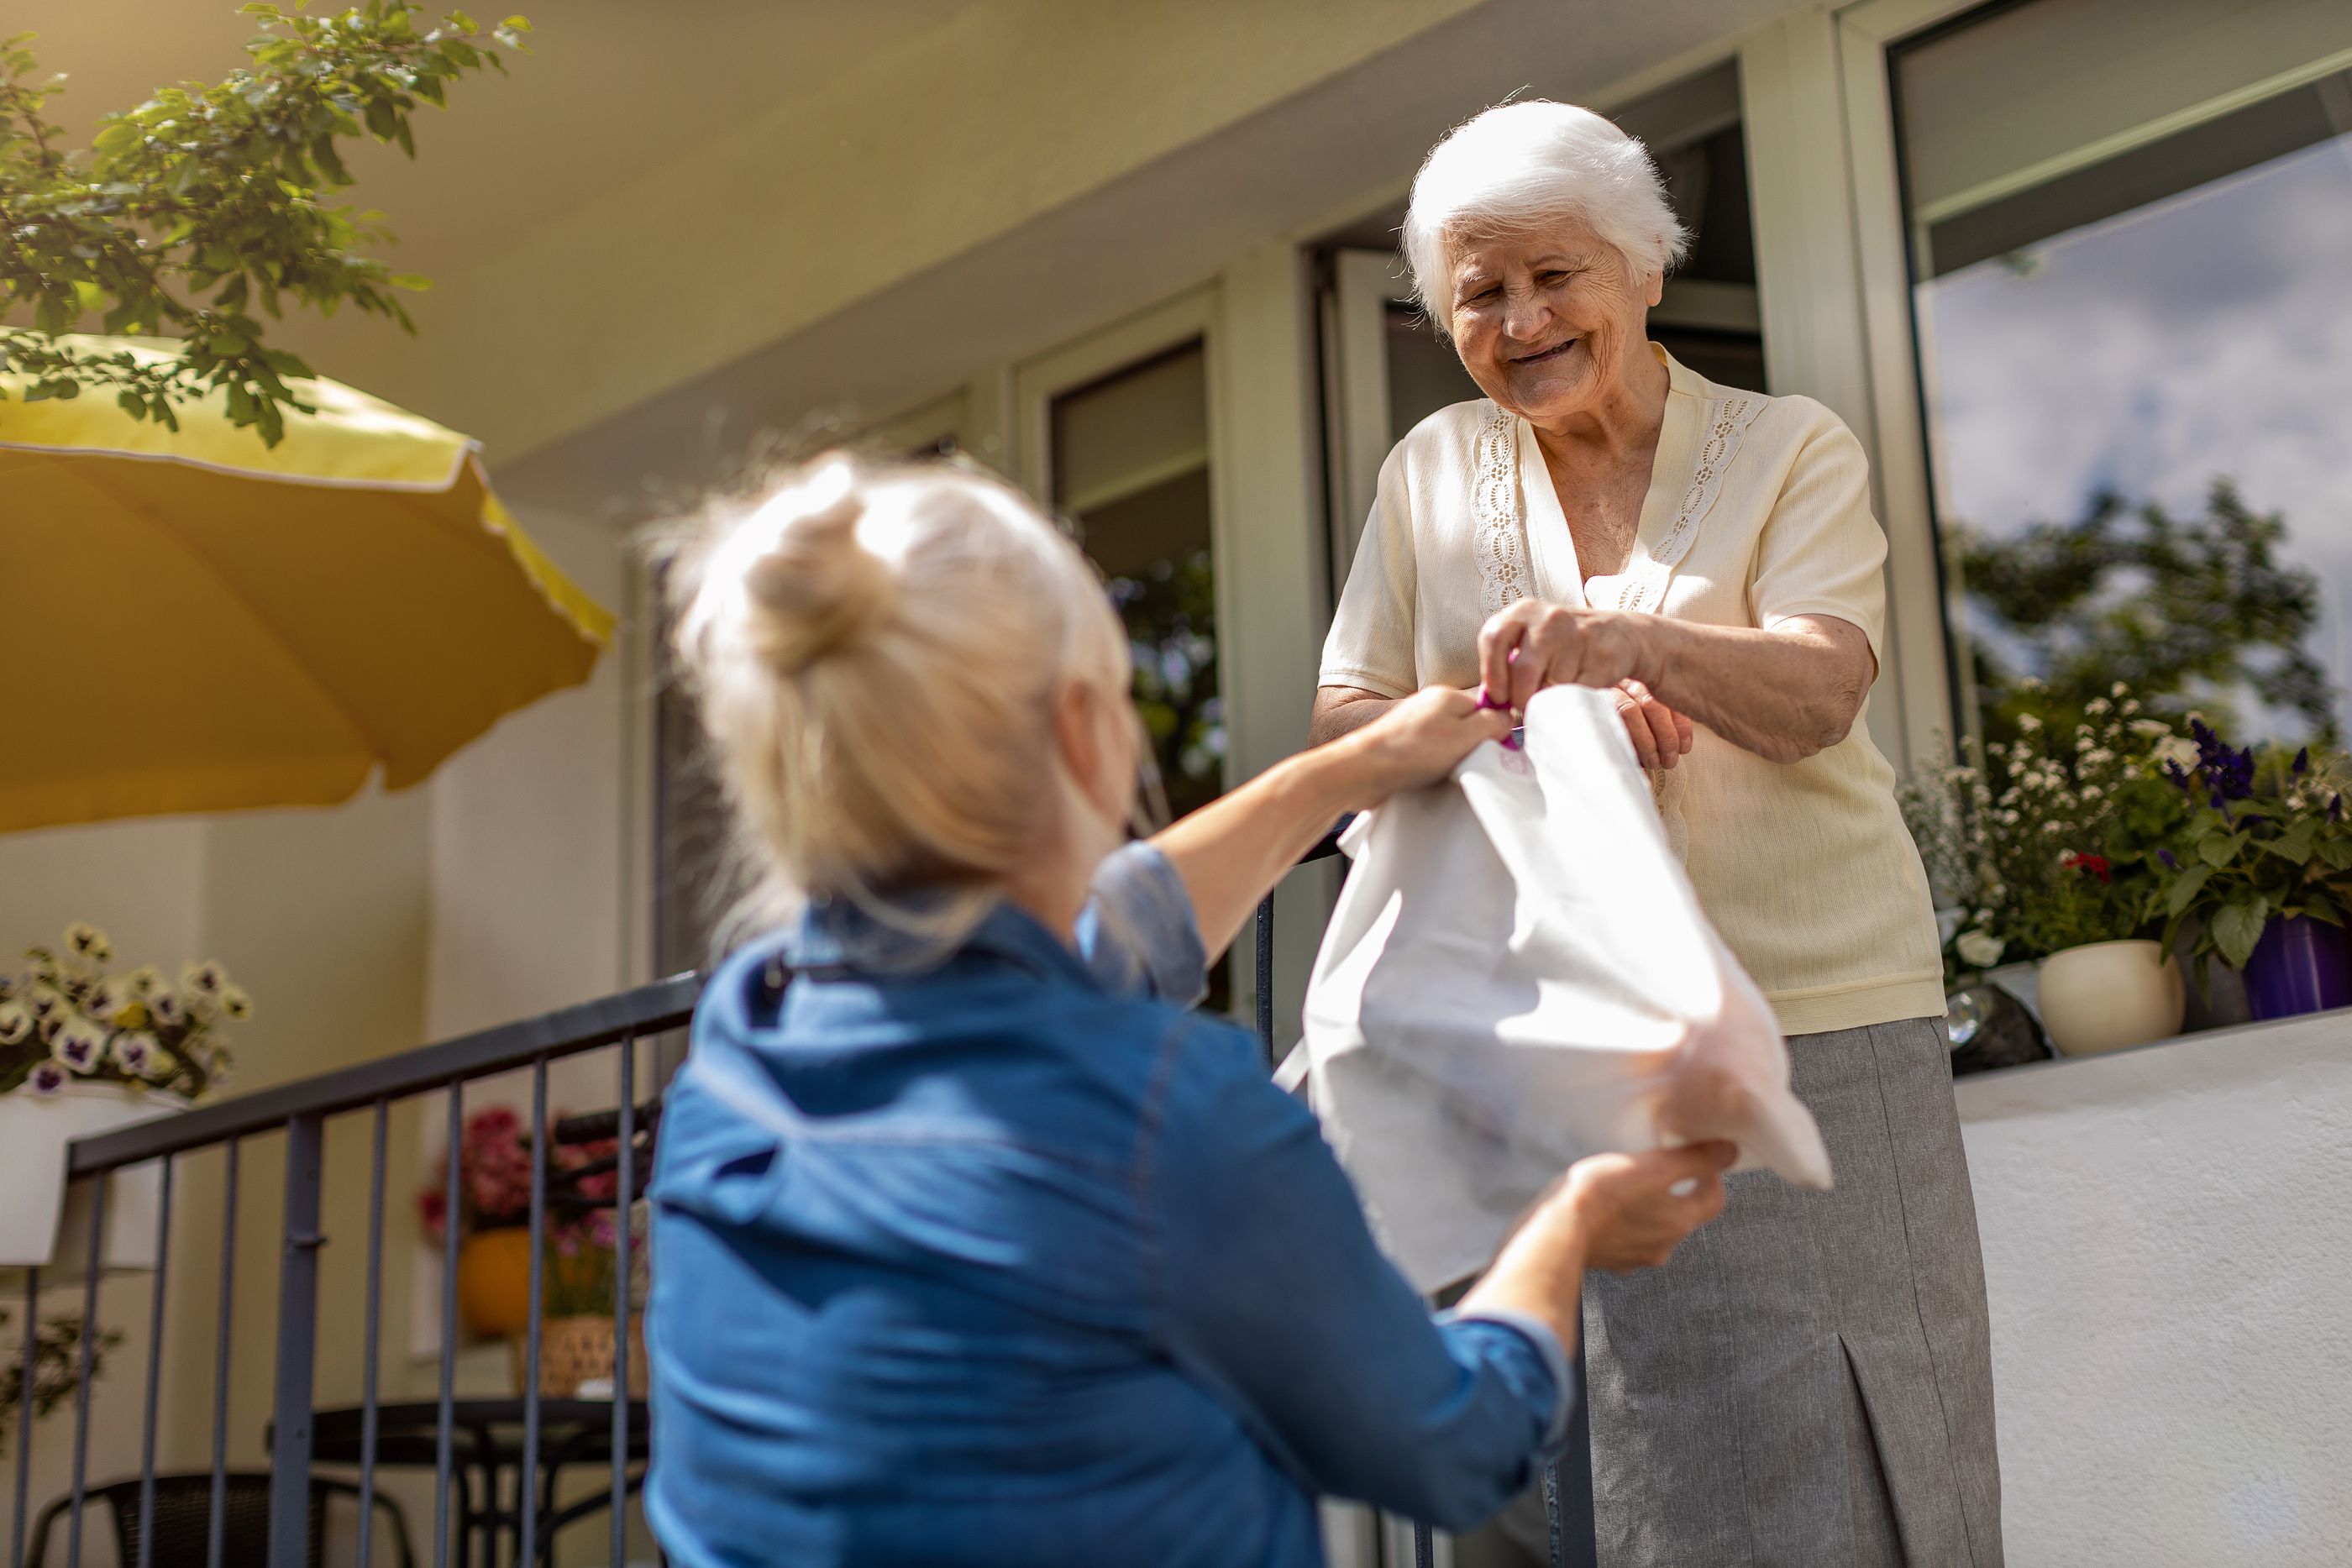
668 450 1131 962
738 461 897 675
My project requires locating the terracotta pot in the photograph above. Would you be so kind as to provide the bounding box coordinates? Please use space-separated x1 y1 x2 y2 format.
511 1315 648 1400
2035 940 2184 1056
455 1227 535 1338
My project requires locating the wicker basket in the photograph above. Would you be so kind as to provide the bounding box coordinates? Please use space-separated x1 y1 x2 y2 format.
510 1315 648 1399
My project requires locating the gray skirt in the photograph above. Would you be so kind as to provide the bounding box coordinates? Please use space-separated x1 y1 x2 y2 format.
1580 1015 2003 1568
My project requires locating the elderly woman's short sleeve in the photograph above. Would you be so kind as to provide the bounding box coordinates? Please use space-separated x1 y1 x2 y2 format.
1320 447 1420 699
1747 406 1889 659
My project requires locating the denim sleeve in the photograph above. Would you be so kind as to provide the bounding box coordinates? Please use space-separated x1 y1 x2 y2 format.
1075 842 1209 1007
1145 1021 1571 1532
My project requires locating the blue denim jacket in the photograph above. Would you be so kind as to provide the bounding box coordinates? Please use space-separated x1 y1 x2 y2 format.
646 844 1570 1567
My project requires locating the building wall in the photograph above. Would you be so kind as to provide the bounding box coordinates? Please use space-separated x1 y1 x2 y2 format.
1956 1018 2352 1565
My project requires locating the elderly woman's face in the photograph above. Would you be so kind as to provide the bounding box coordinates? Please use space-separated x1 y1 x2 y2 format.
1445 219 1662 426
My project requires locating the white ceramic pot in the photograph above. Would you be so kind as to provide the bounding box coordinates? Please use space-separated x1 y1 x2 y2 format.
0 1083 185 1274
2035 940 2186 1057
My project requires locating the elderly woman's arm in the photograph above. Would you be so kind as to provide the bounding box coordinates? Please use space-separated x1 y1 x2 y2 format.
1477 606 1875 765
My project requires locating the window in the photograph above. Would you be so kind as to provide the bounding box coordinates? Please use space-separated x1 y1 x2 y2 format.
1046 339 1231 1006
1895 0 2352 743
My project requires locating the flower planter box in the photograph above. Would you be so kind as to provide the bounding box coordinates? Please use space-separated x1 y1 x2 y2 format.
0 1083 183 1274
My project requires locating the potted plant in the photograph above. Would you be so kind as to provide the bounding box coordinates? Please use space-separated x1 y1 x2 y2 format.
2147 721 2352 1021
419 1106 538 1339
1907 689 2188 1055
513 1205 647 1400
0 926 245 1267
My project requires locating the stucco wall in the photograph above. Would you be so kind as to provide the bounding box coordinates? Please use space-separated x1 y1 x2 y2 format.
1956 1016 2352 1565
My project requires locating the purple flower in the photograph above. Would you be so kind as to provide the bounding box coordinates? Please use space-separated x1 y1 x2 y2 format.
2164 759 2194 793
2156 848 2179 870
28 1062 66 1097
2294 747 2310 776
2189 718 2257 801
2334 794 2344 823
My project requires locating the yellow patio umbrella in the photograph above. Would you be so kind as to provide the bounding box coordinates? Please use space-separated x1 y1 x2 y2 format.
0 335 615 834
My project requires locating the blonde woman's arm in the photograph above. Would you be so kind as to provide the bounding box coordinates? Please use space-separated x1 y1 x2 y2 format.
1152 686 1508 962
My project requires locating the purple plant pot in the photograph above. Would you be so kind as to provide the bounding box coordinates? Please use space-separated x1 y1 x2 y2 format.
2241 915 2352 1021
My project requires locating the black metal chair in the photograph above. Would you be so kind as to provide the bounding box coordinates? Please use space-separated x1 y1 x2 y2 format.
25 1472 416 1568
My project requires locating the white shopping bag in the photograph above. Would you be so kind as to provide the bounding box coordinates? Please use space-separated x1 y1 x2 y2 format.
1302 684 1833 1293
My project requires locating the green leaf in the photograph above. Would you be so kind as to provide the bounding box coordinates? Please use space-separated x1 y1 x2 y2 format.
2262 818 2318 867
117 391 147 420
501 15 533 31
2166 863 2213 917
2197 831 2244 869
2213 899 2269 970
2317 836 2352 872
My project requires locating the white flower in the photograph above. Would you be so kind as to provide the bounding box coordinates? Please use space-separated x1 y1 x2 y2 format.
2017 714 2042 732
2080 784 2103 800
181 962 228 997
64 924 113 964
2111 682 2129 699
82 980 117 1022
0 1004 29 1045
1999 810 2020 826
27 1062 67 1098
2152 735 2200 772
218 984 253 1023
110 1031 158 1076
1956 930 2006 968
53 1020 105 1073
2085 697 2112 716
123 964 162 998
148 989 186 1027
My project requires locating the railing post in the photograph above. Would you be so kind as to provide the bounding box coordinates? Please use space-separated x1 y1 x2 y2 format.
268 1112 326 1568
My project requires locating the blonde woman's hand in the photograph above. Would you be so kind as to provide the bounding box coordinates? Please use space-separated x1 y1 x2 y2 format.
1329 685 1513 810
1562 1142 1735 1272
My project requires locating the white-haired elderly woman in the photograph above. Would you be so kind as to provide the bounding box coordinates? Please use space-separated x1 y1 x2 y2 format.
1312 102 2002 1567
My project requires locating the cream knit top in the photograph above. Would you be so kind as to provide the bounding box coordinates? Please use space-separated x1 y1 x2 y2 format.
1320 349 1945 1036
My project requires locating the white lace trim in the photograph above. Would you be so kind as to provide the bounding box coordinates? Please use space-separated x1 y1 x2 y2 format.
1473 403 1530 618
1617 392 1764 615
1472 390 1766 862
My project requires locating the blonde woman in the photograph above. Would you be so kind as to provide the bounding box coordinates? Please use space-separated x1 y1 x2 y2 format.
643 454 1734 1567
1315 101 1998 1566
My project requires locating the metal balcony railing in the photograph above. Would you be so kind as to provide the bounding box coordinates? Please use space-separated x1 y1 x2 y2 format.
12 836 1588 1568
13 977 696 1568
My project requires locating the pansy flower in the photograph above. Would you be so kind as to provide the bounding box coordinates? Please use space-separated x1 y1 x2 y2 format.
53 1022 104 1072
65 924 113 964
28 1062 67 1097
111 1031 159 1077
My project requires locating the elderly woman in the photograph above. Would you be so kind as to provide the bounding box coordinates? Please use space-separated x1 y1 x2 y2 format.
1312 102 2002 1567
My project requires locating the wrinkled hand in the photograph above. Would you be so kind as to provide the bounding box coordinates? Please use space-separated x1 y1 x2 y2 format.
1477 600 1653 711
1478 603 1690 768
1613 679 1693 770
1331 685 1513 810
1562 1141 1735 1273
